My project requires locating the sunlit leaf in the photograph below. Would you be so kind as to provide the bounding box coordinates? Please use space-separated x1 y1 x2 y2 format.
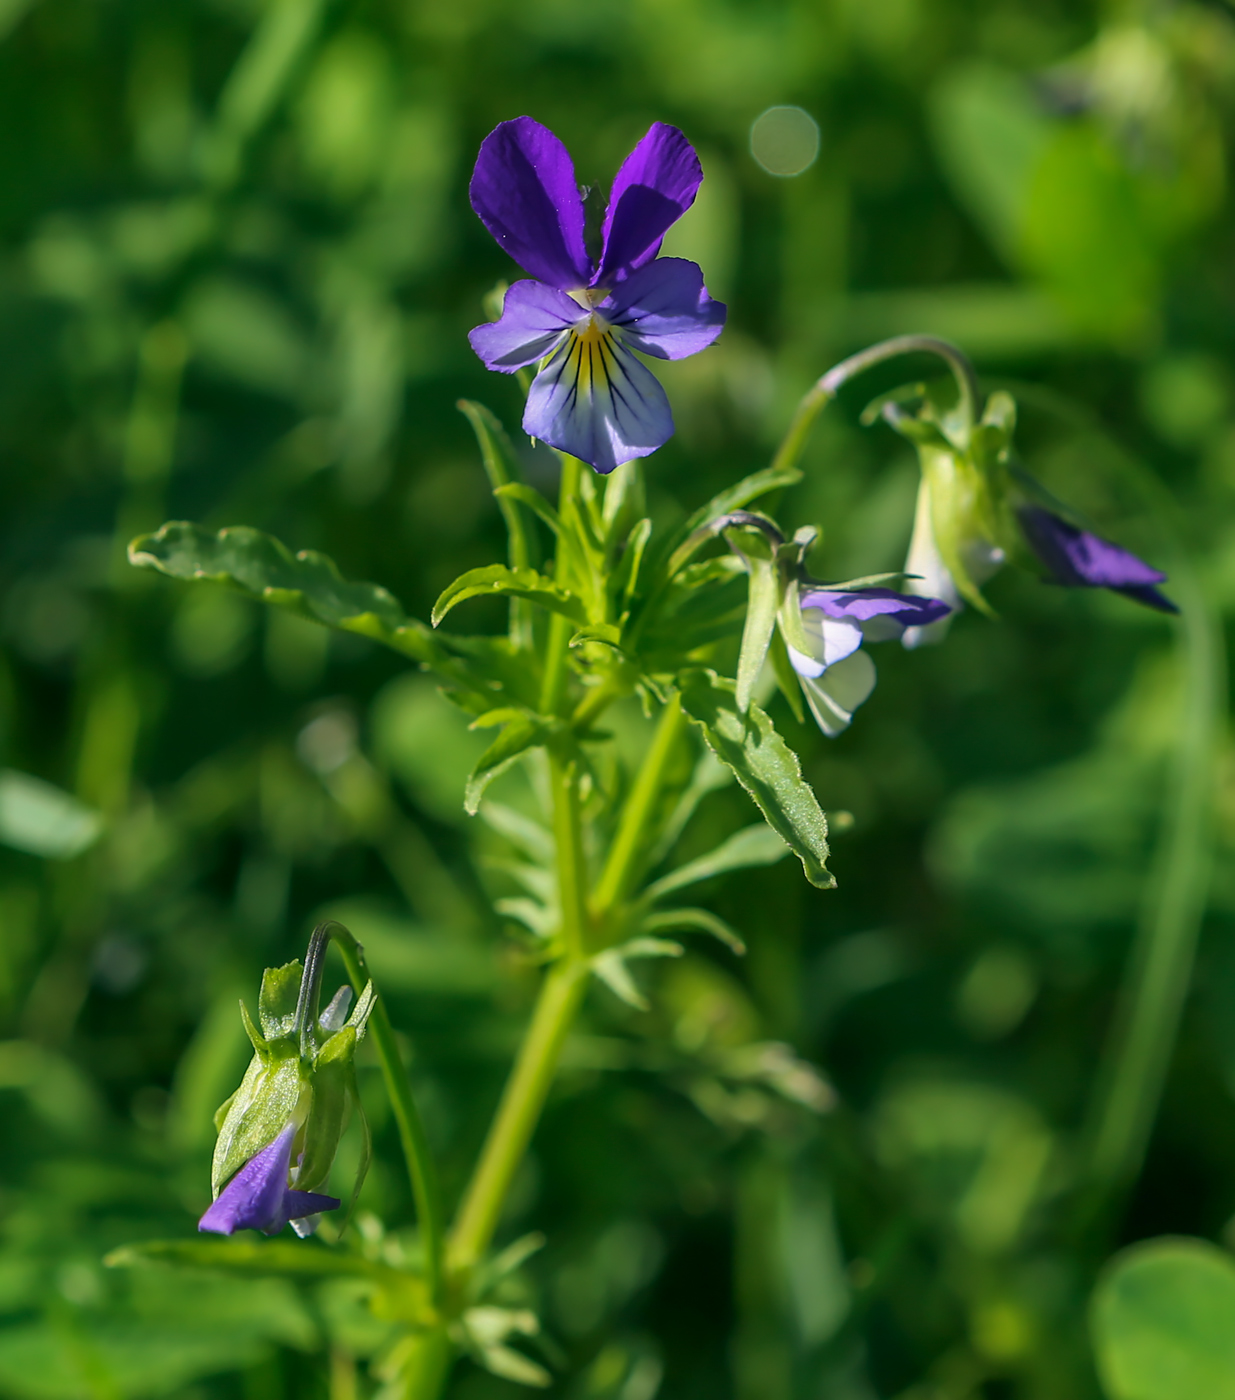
432 565 587 628
676 670 833 889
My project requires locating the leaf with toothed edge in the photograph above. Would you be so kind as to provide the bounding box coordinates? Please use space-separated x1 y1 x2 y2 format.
129 522 441 664
675 669 833 889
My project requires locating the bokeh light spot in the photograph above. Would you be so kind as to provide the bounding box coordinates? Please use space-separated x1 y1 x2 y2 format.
750 105 820 177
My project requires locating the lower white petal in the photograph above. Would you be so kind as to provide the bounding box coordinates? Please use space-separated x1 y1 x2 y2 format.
799 650 877 737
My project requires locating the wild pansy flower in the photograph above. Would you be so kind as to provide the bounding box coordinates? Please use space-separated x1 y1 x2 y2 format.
786 586 951 735
201 956 374 1238
199 1120 340 1237
468 117 726 474
715 511 951 738
863 384 1178 647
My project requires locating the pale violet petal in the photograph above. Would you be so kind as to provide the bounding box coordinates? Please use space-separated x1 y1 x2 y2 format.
799 650 877 738
469 281 581 373
523 322 673 475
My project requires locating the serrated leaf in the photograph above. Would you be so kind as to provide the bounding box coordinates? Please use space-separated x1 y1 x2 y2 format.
644 823 790 903
465 717 551 816
128 522 440 664
676 670 833 889
639 907 746 955
432 565 587 628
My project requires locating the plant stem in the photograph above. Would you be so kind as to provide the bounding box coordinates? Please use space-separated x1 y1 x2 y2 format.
818 334 981 437
769 381 832 478
316 922 445 1303
539 454 584 716
592 692 686 913
549 747 590 959
446 957 588 1278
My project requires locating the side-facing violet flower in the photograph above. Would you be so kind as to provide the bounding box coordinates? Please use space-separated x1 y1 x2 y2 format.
787 587 952 735
1015 505 1177 614
199 946 375 1238
468 117 726 474
199 1121 339 1237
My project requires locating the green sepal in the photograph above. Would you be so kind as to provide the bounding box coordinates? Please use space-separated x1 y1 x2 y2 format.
238 999 266 1055
211 1054 306 1196
259 961 303 1043
768 629 806 724
295 1025 356 1193
676 669 833 890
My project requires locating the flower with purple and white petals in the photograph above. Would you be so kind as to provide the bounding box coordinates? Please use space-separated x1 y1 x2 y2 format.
468 117 726 474
1016 505 1178 614
199 1121 340 1237
787 588 952 736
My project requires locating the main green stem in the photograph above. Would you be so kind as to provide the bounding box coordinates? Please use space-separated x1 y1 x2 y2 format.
593 692 686 913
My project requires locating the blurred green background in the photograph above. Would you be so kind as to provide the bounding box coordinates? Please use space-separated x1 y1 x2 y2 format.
1 0 1233 1397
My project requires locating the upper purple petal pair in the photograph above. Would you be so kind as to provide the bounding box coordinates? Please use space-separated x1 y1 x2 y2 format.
468 118 725 473
800 586 954 627
1017 506 1178 614
199 1122 339 1237
470 118 702 290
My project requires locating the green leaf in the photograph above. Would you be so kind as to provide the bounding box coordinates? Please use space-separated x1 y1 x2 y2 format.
105 1238 395 1281
493 482 563 537
643 823 788 902
591 937 685 1010
465 715 552 816
458 400 540 648
680 465 804 544
676 670 833 889
1091 1237 1235 1400
639 907 746 955
458 402 538 559
611 516 653 611
129 522 440 664
432 565 587 628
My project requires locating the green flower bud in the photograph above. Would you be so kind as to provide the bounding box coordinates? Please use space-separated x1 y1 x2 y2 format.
210 950 375 1208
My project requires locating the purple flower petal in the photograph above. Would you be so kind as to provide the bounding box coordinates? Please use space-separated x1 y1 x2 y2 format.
1017 506 1177 614
198 1122 340 1237
602 258 726 361
799 586 953 627
470 118 592 290
594 123 702 286
524 324 673 474
469 280 583 372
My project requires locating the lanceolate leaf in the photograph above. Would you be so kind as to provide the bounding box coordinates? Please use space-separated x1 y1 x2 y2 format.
676 670 833 889
129 522 440 664
465 715 553 815
432 565 588 628
493 482 563 537
639 907 746 955
643 823 789 902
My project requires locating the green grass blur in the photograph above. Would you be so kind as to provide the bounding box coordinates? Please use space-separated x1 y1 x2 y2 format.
0 1 1232 1397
